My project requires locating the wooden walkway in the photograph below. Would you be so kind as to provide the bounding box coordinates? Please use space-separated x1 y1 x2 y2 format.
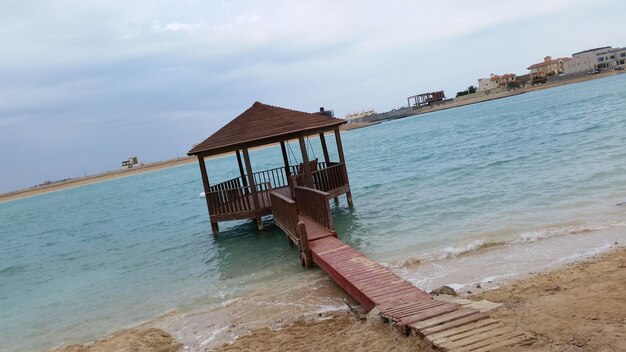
272 187 531 351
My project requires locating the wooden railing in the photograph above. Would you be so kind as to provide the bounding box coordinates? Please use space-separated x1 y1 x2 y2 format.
209 176 244 193
206 182 273 216
312 163 346 193
206 185 252 216
292 162 347 193
210 165 300 194
270 191 300 242
252 166 298 190
256 182 273 211
293 186 334 230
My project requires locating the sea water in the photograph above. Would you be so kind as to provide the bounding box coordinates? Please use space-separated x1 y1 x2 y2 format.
1 74 626 351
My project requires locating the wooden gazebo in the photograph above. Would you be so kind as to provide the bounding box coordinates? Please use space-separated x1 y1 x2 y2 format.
188 102 353 236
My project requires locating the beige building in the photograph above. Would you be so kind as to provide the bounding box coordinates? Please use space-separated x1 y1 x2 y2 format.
477 73 517 92
596 47 626 70
527 56 570 79
568 47 611 74
345 109 376 122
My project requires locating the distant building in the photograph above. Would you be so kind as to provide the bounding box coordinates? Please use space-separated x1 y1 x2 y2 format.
596 47 626 70
477 73 517 92
345 109 376 122
407 91 447 107
527 56 570 80
121 156 141 169
569 47 612 74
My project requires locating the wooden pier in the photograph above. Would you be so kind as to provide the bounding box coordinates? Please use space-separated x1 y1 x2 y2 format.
189 102 530 351
272 186 531 351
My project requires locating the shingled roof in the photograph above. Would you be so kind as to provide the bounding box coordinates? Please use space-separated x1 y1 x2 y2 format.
188 102 345 156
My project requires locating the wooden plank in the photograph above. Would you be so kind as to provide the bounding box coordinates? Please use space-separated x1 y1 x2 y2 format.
349 271 399 284
353 278 409 293
368 286 416 299
381 300 447 317
410 308 480 331
371 288 426 303
376 290 432 304
452 332 527 352
396 304 460 326
362 285 416 300
438 326 514 350
419 312 489 336
464 334 529 352
315 245 353 257
379 299 435 312
429 319 500 343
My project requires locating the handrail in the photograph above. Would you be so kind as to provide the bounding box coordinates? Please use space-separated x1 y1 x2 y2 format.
293 186 334 230
292 162 347 193
311 162 347 192
270 191 300 242
210 165 301 193
205 182 273 216
206 185 252 215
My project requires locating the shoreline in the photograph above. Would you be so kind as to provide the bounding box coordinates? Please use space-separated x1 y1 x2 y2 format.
52 225 624 351
211 246 626 352
0 157 196 203
360 70 621 123
3 71 621 204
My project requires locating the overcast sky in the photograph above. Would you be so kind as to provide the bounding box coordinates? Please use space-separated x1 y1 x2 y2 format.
1 0 625 193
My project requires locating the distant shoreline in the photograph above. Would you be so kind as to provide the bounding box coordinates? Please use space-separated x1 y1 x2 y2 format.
0 157 197 203
348 70 622 126
3 70 621 203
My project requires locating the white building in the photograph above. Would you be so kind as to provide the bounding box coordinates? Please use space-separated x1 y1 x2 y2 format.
596 47 626 70
569 47 611 74
477 73 517 92
121 156 141 169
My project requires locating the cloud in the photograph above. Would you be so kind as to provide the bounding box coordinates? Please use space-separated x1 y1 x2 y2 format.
1 0 625 192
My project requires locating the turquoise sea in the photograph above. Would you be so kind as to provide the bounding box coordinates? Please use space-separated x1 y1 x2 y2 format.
2 74 626 351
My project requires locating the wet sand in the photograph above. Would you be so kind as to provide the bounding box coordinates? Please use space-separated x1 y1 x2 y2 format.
473 247 626 351
213 249 626 352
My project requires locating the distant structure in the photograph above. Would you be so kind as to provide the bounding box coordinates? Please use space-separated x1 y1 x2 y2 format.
567 47 612 74
121 156 141 169
527 56 571 83
344 109 376 122
595 47 626 70
407 91 447 108
477 73 517 92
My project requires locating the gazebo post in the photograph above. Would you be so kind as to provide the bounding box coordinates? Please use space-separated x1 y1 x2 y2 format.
334 127 353 207
298 135 314 188
197 155 219 237
280 141 291 183
319 132 338 203
235 149 248 191
319 132 331 165
242 147 263 230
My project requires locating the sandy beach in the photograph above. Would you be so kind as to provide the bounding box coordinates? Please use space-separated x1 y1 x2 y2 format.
53 247 625 351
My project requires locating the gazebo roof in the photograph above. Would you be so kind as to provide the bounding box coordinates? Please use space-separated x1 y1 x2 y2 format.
188 102 345 156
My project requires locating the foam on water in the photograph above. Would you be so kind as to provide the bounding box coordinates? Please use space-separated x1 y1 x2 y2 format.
2 74 626 351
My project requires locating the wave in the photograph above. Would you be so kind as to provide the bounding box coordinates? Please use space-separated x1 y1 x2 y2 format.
513 221 626 243
388 220 626 268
